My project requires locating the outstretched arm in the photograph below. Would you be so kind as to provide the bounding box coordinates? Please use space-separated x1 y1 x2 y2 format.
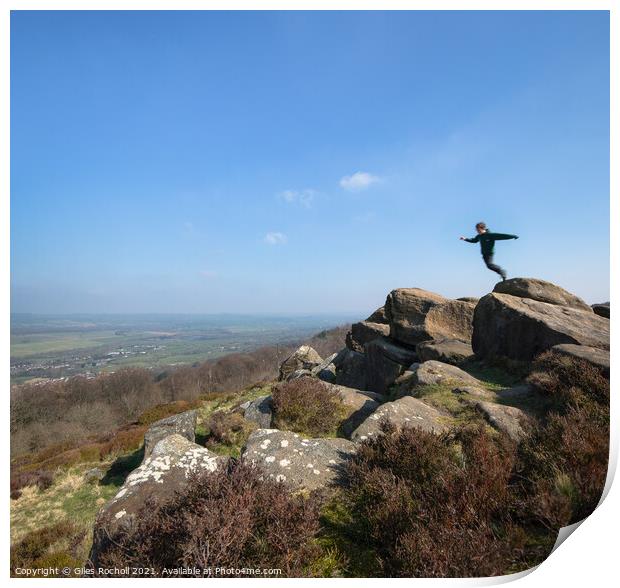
460 235 479 243
487 232 518 240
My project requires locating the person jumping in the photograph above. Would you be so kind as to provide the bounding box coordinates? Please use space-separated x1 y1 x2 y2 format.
460 222 518 281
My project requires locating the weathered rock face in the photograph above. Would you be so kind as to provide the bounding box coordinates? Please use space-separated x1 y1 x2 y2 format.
365 336 418 394
493 278 593 312
385 288 475 346
350 396 449 442
333 348 368 390
279 346 323 381
143 410 197 459
239 395 273 429
241 429 356 492
410 360 481 388
310 352 338 383
346 321 390 352
416 338 474 365
472 293 610 361
89 435 226 567
592 302 610 319
323 383 383 438
346 306 390 352
552 344 610 378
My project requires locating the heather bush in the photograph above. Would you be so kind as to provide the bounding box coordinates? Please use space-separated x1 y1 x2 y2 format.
342 421 519 577
92 461 322 577
514 351 609 531
272 377 346 437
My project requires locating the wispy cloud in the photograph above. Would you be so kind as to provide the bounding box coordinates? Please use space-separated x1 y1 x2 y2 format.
264 232 288 245
279 189 316 208
199 270 217 279
339 171 381 192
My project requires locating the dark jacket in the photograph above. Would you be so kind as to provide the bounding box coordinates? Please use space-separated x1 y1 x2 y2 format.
465 231 518 257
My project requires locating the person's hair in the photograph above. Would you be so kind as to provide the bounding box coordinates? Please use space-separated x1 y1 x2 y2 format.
475 222 487 231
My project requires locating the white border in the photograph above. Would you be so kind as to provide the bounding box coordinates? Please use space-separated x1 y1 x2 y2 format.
2 2 615 586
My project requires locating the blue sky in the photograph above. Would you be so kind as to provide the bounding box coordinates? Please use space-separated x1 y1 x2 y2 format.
10 10 609 316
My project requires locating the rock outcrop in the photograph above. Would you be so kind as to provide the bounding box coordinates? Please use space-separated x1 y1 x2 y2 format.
89 435 226 567
279 346 323 381
416 338 474 365
350 396 449 442
365 336 418 394
385 288 475 346
143 410 197 459
472 293 609 361
493 278 593 312
241 429 356 492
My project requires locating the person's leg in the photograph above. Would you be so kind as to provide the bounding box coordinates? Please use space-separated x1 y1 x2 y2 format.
483 254 507 280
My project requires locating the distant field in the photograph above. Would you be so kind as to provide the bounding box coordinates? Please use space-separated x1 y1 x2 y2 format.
10 330 136 358
10 313 360 384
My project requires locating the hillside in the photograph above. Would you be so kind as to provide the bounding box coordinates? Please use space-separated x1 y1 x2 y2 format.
10 278 610 578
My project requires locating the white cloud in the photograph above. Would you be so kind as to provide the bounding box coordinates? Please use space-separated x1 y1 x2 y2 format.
279 189 316 208
339 171 381 192
199 270 217 278
264 232 288 245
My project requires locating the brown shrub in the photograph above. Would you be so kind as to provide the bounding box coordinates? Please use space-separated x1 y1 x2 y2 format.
91 461 322 577
272 378 345 437
98 425 148 457
10 469 55 499
137 399 203 426
343 421 519 577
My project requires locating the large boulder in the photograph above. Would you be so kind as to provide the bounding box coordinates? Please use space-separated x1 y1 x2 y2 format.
346 321 390 352
239 395 273 428
89 435 226 567
323 383 384 438
350 396 449 442
385 288 475 346
551 344 610 378
416 338 474 365
472 293 609 361
333 348 368 390
143 410 197 459
346 306 390 352
241 429 356 492
279 346 323 381
493 278 593 312
592 302 610 319
365 336 418 394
